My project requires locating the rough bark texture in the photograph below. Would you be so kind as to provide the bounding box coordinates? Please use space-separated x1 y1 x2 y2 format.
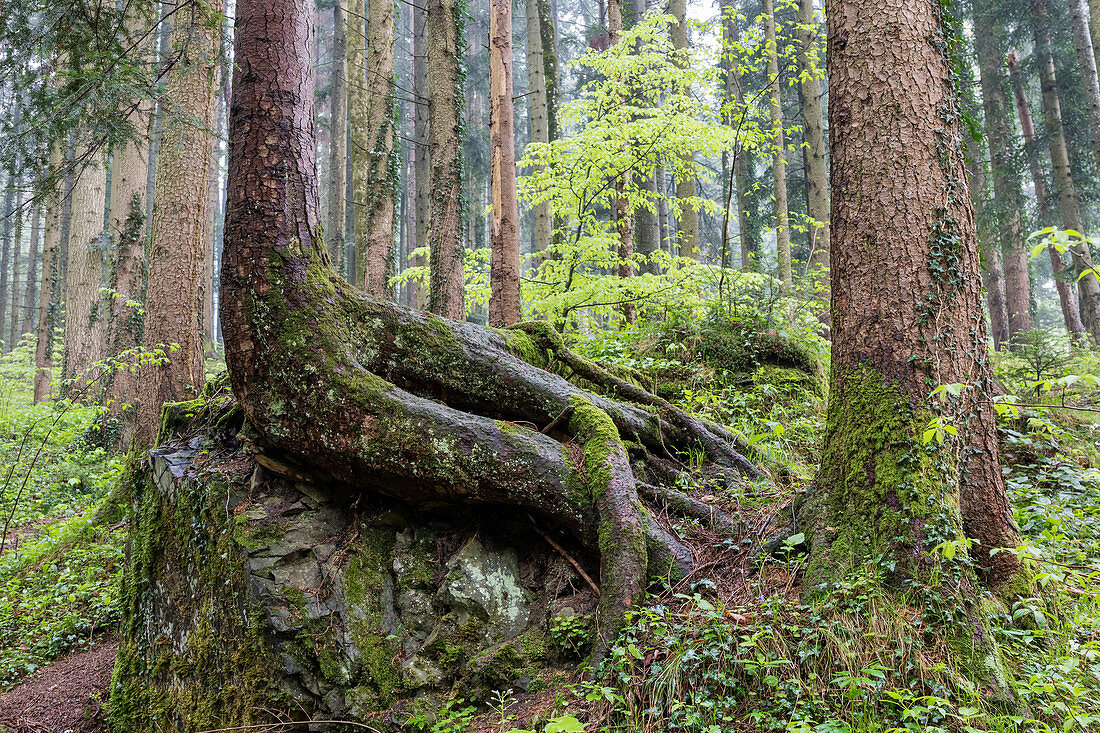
21 205 40 339
1031 0 1100 344
134 0 222 445
221 0 753 667
797 0 829 287
1007 51 1085 339
358 0 397 298
35 142 64 402
526 0 556 255
347 0 368 288
412 0 429 310
805 0 1023 599
763 0 790 288
63 153 108 381
489 0 522 327
425 0 465 319
669 0 699 258
327 0 348 273
973 1 1033 342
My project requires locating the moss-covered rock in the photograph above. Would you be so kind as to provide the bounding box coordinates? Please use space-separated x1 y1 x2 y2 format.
109 399 596 731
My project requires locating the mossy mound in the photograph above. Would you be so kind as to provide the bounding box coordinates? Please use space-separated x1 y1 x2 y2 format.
108 394 594 731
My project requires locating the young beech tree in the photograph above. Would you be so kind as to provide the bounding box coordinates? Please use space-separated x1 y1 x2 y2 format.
221 0 757 664
797 0 1029 684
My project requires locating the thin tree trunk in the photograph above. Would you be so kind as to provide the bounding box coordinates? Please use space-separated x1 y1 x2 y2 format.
348 0 368 288
1008 51 1084 339
426 0 465 319
526 0 552 255
134 0 222 445
797 0 829 288
1031 0 1100 344
608 0 635 325
763 0 790 288
488 0 522 326
1091 0 1100 74
669 0 698 258
359 0 398 297
411 3 428 309
965 128 1009 349
21 205 40 339
973 1 1033 342
327 0 348 273
8 185 23 349
1071 0 1100 176
63 153 108 381
35 143 64 402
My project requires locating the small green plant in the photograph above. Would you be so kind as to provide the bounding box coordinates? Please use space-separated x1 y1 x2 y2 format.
549 614 593 658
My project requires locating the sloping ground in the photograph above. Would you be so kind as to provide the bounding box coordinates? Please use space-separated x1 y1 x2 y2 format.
0 639 116 733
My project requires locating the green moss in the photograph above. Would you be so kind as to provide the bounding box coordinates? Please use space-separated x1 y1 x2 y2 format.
499 327 551 368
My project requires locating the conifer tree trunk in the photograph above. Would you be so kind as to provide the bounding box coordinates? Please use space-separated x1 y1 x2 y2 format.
327 0 348 274
412 3 428 309
669 0 699 258
21 205 40 339
763 0 791 288
359 0 398 297
426 0 466 319
35 142 64 403
973 1 1033 342
134 0 222 444
526 0 556 255
488 0 522 326
965 129 1009 349
8 190 23 349
1008 51 1085 339
804 0 1024 607
348 0 368 287
63 153 108 381
1070 0 1100 176
1031 0 1100 344
797 0 829 288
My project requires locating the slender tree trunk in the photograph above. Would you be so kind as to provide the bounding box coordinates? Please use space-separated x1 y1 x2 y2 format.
526 0 554 255
973 1 1033 342
21 205 40 339
9 186 23 349
608 0 635 325
35 143 64 402
359 0 398 297
348 0 368 288
763 0 790 288
669 0 699 258
134 0 222 445
1071 0 1100 176
806 0 1023 613
327 0 348 274
425 0 465 319
488 0 522 326
965 129 1009 349
1031 0 1100 344
63 153 108 381
797 0 829 288
411 4 428 309
1008 51 1084 339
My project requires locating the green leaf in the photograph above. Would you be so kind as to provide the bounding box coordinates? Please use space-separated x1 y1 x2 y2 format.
544 716 586 733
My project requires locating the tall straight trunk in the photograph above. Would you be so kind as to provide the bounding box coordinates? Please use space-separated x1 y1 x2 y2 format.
526 0 554 254
762 0 790 288
1008 51 1084 338
359 0 398 297
797 0 829 286
0 103 19 350
63 153 108 381
134 0 223 445
8 187 23 349
348 0 368 288
1091 0 1100 73
669 0 698 258
1071 0 1100 175
21 205 40 338
807 0 1022 599
966 129 1009 349
35 143 64 402
488 0 522 326
1031 0 1100 344
202 69 225 351
328 0 348 274
411 5 428 309
973 2 1033 341
426 0 466 319
608 0 634 324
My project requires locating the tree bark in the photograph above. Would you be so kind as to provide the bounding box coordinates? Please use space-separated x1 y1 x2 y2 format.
488 0 522 326
412 0 429 310
63 152 108 382
973 1 1033 342
1007 51 1085 339
426 0 466 319
797 0 829 289
669 0 699 258
35 142 64 403
525 0 557 255
965 126 1009 350
134 0 222 445
358 0 398 298
21 205 40 339
763 0 791 288
8 183 23 350
348 0 368 288
1031 0 1100 345
327 0 349 274
223 0 756 666
608 0 635 325
805 0 1023 606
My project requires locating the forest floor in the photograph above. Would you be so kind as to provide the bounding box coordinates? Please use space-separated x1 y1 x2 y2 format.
0 639 115 733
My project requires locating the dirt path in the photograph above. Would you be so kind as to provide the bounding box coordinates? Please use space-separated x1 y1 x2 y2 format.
0 639 117 733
